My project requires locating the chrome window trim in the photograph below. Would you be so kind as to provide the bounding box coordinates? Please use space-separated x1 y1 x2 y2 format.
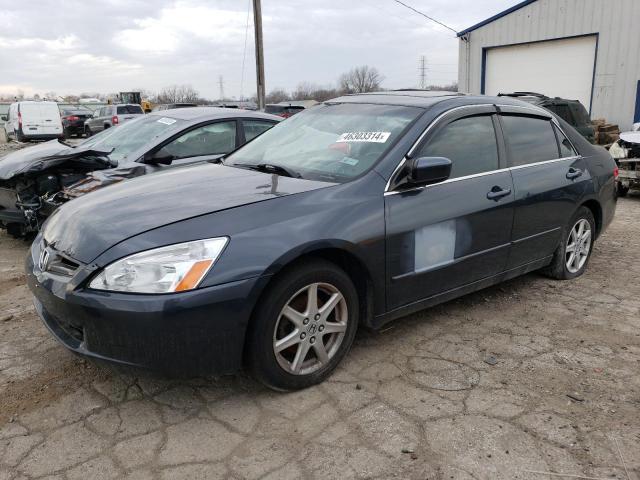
509 155 580 171
384 103 581 195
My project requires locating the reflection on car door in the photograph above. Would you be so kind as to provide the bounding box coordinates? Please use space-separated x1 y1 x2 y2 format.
498 108 588 269
385 106 515 311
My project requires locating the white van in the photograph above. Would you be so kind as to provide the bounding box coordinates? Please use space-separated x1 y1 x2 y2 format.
3 101 63 142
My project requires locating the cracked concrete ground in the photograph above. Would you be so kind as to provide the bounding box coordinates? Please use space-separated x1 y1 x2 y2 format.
0 196 639 479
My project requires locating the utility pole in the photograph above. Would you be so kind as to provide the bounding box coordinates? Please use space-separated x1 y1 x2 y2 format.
253 0 266 110
218 75 225 101
418 55 427 89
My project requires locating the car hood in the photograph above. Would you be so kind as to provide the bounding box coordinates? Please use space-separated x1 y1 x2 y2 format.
0 140 114 180
43 163 335 263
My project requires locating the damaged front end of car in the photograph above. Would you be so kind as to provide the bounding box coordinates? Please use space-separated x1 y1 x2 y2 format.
0 147 117 237
609 131 640 197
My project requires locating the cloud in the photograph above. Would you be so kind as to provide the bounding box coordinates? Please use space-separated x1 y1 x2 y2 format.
0 0 517 99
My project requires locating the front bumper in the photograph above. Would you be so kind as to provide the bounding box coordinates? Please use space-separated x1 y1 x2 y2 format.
26 243 262 375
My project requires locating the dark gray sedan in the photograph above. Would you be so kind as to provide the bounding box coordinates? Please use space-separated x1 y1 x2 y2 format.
0 107 280 236
26 91 617 391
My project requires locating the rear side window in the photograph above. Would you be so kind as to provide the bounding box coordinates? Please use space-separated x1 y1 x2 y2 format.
243 119 274 142
416 115 499 179
117 105 144 114
546 104 573 124
501 115 559 166
264 105 284 114
569 102 591 126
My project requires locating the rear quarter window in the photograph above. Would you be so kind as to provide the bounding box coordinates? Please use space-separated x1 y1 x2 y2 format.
117 105 144 114
501 115 560 166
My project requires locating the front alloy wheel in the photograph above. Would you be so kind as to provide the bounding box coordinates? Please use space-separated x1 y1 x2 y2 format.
247 259 358 391
273 282 348 375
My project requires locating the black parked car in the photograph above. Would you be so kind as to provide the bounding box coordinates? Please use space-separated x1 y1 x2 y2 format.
59 107 94 138
0 107 280 237
498 92 596 143
26 91 617 391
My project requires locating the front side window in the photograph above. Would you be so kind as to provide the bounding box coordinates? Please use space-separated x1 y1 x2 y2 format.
243 119 274 142
415 115 499 179
226 103 422 182
163 121 237 158
501 115 559 166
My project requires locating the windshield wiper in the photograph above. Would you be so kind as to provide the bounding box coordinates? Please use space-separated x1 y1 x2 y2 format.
239 163 302 178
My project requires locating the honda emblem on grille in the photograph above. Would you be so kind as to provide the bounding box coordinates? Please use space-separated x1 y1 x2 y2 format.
38 248 50 271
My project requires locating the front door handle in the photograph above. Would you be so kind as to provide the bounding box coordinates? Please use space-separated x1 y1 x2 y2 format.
486 186 512 201
566 167 583 180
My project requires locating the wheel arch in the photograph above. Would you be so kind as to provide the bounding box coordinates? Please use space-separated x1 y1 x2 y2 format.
580 198 603 238
241 242 377 365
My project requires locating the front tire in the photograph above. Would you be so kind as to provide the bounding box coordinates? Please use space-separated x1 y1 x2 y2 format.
543 206 595 280
247 259 359 391
84 125 92 137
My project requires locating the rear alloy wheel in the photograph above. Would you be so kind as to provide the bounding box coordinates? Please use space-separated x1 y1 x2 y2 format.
248 260 358 390
543 206 595 280
565 219 592 274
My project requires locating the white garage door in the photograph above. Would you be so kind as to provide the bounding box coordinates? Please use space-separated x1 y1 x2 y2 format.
484 35 597 110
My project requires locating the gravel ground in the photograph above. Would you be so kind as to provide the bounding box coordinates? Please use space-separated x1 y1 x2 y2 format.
0 168 638 478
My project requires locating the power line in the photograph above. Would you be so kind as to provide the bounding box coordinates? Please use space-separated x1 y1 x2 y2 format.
392 0 458 34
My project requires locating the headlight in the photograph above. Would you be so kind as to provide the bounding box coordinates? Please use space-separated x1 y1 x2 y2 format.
89 237 228 294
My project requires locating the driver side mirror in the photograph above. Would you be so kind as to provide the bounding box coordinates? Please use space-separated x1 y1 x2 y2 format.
0 115 7 121
408 156 452 185
145 147 174 165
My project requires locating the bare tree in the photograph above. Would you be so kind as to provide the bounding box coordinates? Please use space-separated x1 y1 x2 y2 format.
265 88 290 104
155 84 200 104
339 66 384 94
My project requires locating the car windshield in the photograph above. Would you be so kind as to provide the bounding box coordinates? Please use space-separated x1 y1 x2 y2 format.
79 115 185 161
225 103 422 182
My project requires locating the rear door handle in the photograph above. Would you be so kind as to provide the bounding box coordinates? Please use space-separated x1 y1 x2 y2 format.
566 167 583 180
486 186 512 201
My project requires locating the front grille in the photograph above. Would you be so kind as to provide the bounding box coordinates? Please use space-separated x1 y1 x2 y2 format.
39 242 81 276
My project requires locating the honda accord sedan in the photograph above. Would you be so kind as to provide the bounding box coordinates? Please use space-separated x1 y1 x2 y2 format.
26 91 617 391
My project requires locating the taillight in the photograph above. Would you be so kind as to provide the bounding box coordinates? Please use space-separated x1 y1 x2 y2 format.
18 111 22 128
63 115 79 121
112 115 119 125
614 166 619 180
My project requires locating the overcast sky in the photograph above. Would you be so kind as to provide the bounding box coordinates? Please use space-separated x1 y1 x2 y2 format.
0 0 517 99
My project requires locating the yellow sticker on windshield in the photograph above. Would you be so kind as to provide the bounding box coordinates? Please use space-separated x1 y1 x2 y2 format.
336 132 390 143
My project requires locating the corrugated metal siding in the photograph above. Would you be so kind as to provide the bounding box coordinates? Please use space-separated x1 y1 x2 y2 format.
458 0 640 130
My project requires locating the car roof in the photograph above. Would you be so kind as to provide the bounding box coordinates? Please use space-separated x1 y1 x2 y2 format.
146 106 282 122
325 90 552 112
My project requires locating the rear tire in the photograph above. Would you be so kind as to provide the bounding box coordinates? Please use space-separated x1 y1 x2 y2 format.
247 259 359 391
543 206 595 280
